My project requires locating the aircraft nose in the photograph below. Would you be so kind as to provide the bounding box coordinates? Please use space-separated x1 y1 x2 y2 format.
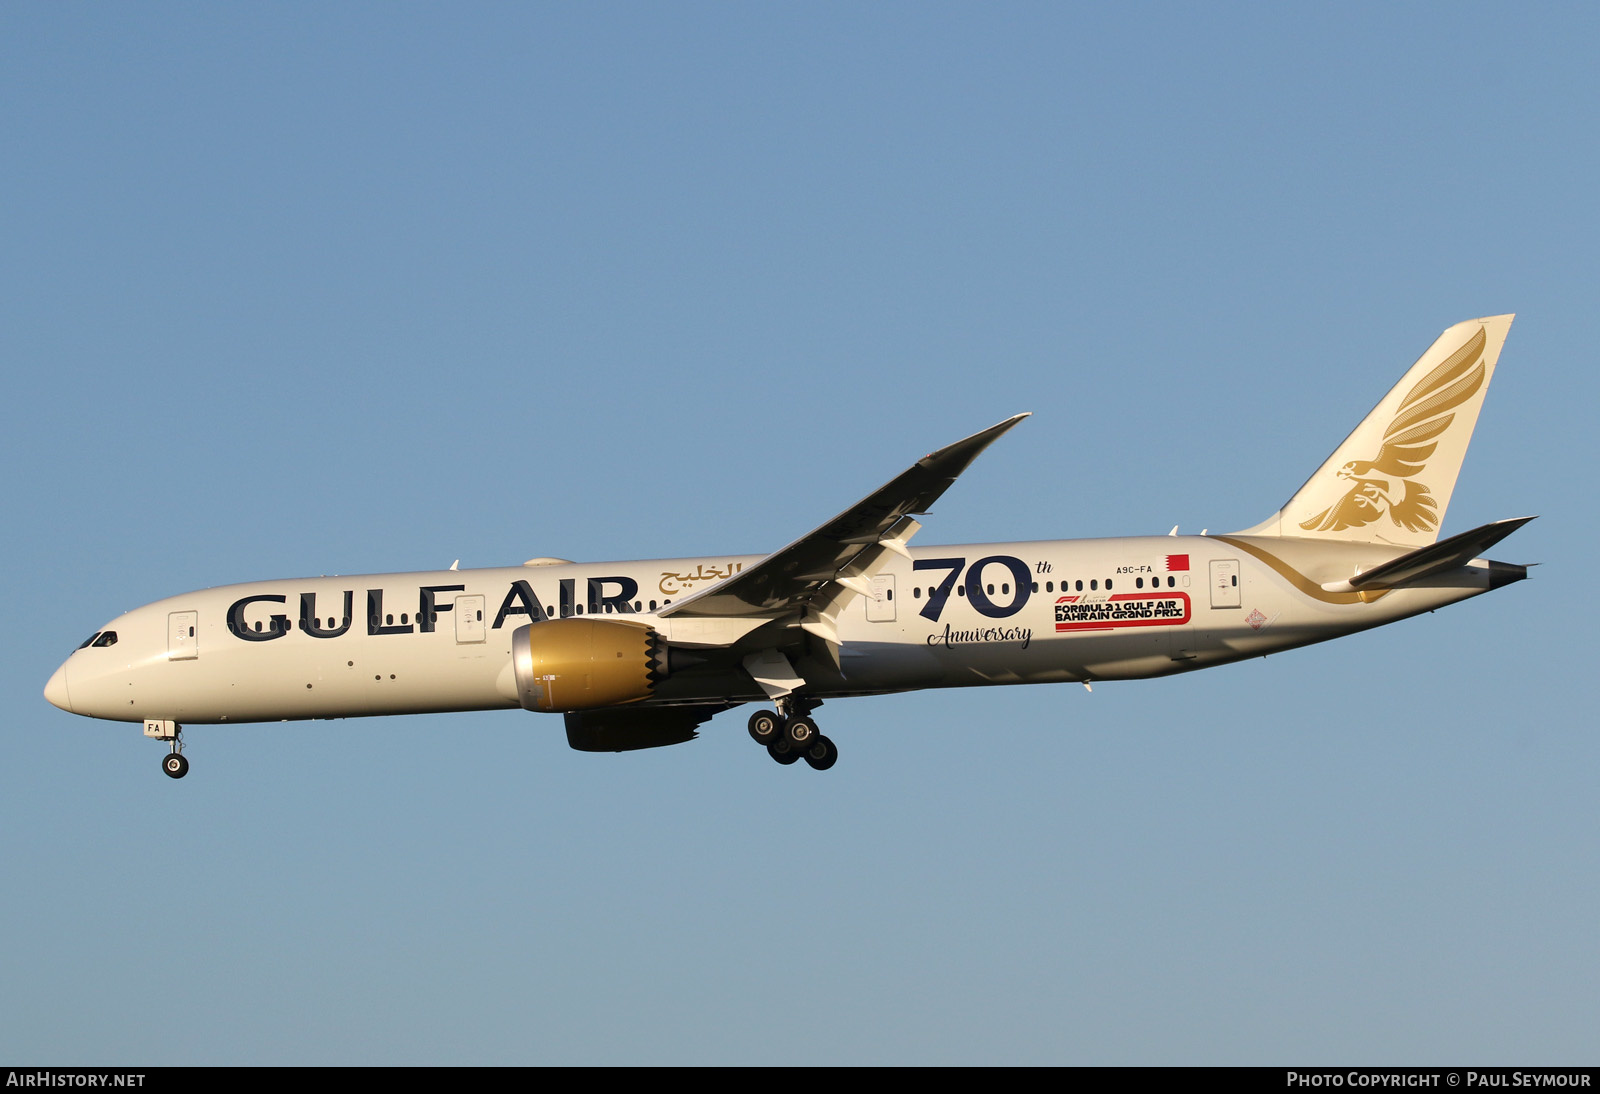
44 662 73 712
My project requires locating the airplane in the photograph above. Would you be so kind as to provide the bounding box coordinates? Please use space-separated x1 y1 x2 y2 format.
45 316 1533 778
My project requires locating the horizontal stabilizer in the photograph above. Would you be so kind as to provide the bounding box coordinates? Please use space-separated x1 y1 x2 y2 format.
1320 516 1535 593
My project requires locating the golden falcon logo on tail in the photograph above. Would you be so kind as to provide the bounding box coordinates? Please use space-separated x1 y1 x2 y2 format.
1299 326 1488 534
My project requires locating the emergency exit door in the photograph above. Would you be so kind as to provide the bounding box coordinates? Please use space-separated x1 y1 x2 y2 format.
168 611 198 660
1209 559 1241 608
455 595 486 643
866 575 896 622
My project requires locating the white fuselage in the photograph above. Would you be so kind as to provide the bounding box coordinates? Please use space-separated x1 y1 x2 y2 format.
45 533 1496 727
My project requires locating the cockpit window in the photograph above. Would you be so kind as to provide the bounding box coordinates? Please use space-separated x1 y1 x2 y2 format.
78 632 101 649
91 631 118 648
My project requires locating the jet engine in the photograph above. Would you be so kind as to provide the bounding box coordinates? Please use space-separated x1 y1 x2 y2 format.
510 619 665 713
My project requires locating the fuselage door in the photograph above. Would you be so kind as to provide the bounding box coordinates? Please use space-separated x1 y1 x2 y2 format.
866 574 896 622
1209 559 1241 609
455 595 486 644
168 611 199 660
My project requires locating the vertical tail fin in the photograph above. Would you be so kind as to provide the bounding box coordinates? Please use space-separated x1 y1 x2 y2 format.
1238 315 1514 547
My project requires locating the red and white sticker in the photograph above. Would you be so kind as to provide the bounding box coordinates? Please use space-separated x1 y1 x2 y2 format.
1055 592 1192 632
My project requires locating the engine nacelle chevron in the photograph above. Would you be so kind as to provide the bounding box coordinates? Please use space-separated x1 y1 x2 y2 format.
510 619 665 713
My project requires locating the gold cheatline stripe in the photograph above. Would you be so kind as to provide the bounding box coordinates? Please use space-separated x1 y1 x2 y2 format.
1208 536 1389 606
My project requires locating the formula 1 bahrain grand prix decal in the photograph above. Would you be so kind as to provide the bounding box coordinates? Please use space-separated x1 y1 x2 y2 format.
1054 591 1191 632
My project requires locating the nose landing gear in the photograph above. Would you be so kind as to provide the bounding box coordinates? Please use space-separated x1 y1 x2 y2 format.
145 719 188 779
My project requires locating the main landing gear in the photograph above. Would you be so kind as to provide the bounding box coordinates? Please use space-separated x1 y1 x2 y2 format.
747 700 837 771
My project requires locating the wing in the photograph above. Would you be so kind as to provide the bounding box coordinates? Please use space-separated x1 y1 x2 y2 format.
658 414 1028 626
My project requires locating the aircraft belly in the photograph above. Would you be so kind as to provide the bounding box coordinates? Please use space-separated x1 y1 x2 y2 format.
837 638 948 689
1068 630 1184 681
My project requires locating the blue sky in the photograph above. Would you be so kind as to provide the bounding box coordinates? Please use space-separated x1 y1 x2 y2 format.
3 3 1596 1064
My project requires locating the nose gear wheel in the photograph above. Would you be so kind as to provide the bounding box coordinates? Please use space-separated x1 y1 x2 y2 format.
161 729 189 779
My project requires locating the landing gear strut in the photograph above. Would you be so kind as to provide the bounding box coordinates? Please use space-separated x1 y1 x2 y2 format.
748 698 838 771
146 719 188 779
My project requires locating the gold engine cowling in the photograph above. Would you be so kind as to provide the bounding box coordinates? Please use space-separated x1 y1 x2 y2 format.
510 619 664 713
